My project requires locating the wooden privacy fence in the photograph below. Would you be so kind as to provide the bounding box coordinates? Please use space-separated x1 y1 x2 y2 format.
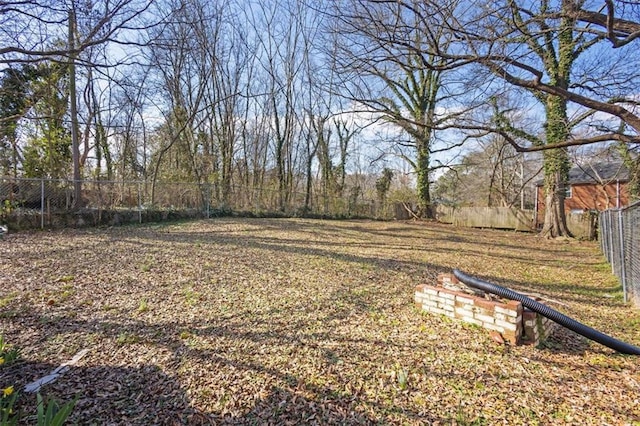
432 205 596 238
435 206 534 231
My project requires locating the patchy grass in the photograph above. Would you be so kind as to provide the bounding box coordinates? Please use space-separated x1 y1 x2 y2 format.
0 218 639 425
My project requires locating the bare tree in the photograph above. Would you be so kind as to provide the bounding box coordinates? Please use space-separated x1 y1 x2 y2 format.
0 1 156 65
328 0 468 218
433 136 542 209
413 0 640 235
249 0 309 212
335 1 640 233
0 0 169 211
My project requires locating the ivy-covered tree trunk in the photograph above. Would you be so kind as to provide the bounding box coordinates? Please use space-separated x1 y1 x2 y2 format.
332 0 450 221
416 137 432 218
384 63 439 220
541 155 571 237
629 159 640 203
540 5 575 237
541 96 572 237
619 143 640 202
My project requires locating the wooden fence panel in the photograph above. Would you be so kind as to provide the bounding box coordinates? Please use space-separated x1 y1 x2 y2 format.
435 206 534 231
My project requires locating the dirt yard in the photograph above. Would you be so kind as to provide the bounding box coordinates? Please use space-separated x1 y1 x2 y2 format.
1 218 639 424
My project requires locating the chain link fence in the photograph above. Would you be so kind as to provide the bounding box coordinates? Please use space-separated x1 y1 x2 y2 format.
600 202 640 306
1 177 388 229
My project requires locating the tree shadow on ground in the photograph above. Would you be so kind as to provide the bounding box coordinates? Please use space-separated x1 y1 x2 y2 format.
3 304 616 425
1 303 414 425
114 219 607 294
2 358 381 425
2 361 196 425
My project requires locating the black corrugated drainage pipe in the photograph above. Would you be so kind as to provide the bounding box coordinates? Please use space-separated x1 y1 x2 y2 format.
453 269 640 355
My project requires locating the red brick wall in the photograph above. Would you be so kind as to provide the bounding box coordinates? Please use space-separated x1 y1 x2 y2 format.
535 182 629 227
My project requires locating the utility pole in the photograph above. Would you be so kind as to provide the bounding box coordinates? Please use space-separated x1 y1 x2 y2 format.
69 7 82 209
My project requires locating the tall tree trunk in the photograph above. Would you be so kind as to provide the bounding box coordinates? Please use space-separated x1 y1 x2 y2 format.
303 131 316 214
416 137 432 218
276 137 285 212
619 142 640 202
541 5 574 237
541 95 572 237
69 8 83 209
542 167 571 237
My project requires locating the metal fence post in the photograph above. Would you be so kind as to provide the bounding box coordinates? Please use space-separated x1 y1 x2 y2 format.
601 212 606 259
630 204 640 305
599 212 605 258
608 212 616 275
618 209 627 303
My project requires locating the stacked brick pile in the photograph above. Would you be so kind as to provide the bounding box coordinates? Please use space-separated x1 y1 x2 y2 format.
415 273 557 346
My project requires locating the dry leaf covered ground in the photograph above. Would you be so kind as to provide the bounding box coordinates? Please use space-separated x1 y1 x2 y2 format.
1 218 639 425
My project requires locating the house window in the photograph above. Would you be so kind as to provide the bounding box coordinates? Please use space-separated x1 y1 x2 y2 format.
564 185 572 199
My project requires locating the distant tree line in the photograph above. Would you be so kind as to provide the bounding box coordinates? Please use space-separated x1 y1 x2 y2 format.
0 0 639 235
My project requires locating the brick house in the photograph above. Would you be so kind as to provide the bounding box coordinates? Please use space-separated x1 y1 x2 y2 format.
535 162 630 228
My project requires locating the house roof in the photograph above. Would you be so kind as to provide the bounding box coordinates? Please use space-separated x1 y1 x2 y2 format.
536 162 629 186
568 162 629 184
